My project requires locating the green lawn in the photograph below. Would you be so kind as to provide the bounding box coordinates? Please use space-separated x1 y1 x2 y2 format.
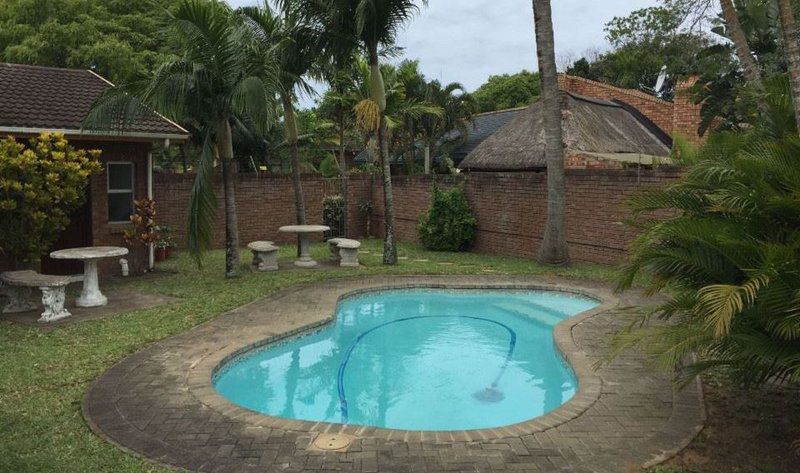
0 240 620 472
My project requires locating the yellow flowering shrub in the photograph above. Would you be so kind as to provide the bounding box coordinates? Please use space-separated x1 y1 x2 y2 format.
0 133 102 264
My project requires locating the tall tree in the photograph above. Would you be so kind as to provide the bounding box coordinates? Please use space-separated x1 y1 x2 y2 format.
86 0 277 277
532 0 569 265
720 0 763 87
420 80 476 173
240 2 322 226
776 0 800 131
352 0 427 265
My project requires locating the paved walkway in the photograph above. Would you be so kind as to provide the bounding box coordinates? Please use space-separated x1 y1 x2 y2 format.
83 276 704 472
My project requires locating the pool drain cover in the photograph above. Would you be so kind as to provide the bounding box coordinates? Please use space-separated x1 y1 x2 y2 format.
311 433 354 452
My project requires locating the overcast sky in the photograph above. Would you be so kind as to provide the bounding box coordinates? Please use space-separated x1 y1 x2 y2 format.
226 0 662 107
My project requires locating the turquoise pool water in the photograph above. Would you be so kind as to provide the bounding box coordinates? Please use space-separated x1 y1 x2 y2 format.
213 289 598 431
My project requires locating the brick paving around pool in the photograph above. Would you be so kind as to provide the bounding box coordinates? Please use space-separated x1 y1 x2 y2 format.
83 276 705 472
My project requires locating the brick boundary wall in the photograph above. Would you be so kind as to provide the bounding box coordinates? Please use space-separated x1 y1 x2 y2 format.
153 173 374 248
369 170 680 265
152 169 679 265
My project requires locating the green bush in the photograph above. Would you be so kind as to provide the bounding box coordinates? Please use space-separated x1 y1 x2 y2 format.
417 184 477 251
0 133 101 265
322 195 345 238
614 117 800 386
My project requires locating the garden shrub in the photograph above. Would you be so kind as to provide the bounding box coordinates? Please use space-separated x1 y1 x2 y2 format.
323 195 345 238
417 184 477 251
0 133 101 266
615 126 800 387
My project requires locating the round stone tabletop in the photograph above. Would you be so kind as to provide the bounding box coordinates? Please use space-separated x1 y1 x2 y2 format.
278 225 330 234
50 246 129 260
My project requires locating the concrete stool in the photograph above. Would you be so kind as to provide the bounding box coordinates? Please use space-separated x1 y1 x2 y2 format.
1 270 72 323
327 238 346 262
337 239 361 267
248 241 279 271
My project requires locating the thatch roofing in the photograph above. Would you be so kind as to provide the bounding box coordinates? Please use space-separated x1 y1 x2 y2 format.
458 92 671 171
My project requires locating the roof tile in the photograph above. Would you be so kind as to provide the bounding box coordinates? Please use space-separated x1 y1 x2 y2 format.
0 63 187 138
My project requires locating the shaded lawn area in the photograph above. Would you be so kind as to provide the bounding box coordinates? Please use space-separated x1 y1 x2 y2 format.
0 240 618 472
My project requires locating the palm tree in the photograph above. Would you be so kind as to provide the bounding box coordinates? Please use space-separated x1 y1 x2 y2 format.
532 0 569 265
614 76 800 387
353 0 427 265
420 79 476 173
299 0 362 237
86 0 277 277
239 2 323 226
776 0 800 131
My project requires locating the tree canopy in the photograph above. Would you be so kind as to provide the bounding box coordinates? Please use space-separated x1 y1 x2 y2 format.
566 4 721 100
0 0 180 83
471 70 541 112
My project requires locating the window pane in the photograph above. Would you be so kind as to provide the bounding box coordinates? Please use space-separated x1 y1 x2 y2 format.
108 163 133 190
108 192 134 222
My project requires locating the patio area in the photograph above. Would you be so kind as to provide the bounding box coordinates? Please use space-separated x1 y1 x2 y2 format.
4 242 800 473
83 274 704 473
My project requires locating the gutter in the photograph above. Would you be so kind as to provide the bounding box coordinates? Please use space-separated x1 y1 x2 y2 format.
0 126 189 142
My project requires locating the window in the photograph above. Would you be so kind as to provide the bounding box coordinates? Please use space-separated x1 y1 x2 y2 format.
107 162 134 223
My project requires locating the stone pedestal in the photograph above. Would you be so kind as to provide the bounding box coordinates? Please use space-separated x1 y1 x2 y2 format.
248 241 279 271
337 240 361 267
328 238 345 262
2 285 38 313
76 260 107 307
39 286 71 323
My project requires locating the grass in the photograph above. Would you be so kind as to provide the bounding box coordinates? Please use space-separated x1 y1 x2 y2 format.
0 239 619 473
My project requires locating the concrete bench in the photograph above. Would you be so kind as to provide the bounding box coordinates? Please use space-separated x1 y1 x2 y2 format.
248 241 279 271
1 270 72 323
335 239 361 267
327 238 346 262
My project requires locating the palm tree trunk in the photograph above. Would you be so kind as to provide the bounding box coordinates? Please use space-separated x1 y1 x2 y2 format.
338 107 349 237
424 144 431 174
777 0 800 131
378 114 396 264
281 92 307 225
218 119 240 277
369 45 397 265
720 0 762 87
533 0 570 265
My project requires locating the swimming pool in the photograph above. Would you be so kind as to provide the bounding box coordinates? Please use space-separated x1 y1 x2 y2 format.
213 288 599 431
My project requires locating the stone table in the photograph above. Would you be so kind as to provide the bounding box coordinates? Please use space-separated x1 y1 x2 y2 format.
278 225 330 267
50 246 129 307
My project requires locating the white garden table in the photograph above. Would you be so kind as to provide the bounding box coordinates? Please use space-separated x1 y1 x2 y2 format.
278 225 330 267
49 246 129 307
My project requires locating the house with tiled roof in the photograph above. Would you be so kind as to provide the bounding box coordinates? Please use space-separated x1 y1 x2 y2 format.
0 63 189 275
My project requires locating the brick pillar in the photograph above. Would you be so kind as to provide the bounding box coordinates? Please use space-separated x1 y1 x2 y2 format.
672 77 705 147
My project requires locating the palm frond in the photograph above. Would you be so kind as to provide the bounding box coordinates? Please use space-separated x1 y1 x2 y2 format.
186 132 218 265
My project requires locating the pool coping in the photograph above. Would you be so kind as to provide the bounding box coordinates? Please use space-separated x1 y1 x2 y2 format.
184 281 617 443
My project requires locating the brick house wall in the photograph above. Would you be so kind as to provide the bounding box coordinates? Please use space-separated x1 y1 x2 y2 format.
558 74 704 145
369 171 680 265
0 138 151 276
672 78 705 147
82 141 151 275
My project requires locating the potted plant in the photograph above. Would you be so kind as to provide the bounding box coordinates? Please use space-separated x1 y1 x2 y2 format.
158 225 176 259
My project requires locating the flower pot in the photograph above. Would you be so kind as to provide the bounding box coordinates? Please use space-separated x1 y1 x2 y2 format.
155 247 167 262
165 247 174 259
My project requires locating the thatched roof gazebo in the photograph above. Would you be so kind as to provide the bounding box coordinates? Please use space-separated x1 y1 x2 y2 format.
458 92 672 172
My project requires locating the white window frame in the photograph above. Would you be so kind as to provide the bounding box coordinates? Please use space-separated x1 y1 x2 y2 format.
107 161 135 223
